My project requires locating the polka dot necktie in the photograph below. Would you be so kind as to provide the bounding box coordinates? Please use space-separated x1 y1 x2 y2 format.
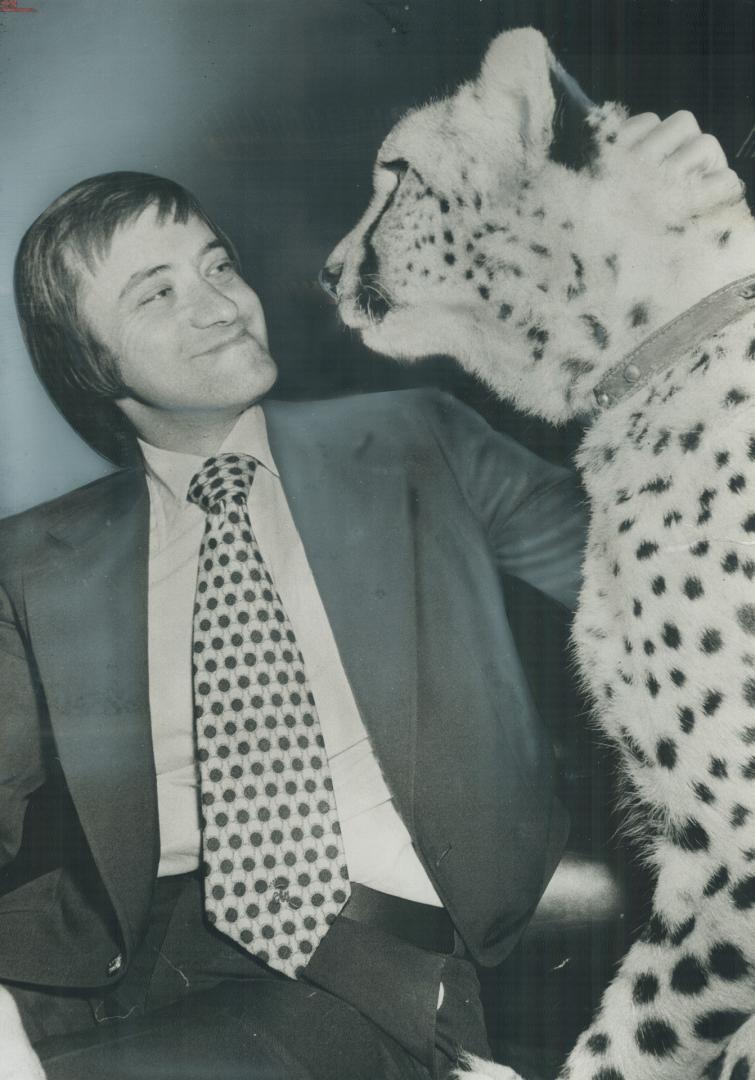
187 453 350 978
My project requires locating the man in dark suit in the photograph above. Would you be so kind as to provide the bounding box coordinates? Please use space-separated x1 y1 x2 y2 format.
0 173 584 1080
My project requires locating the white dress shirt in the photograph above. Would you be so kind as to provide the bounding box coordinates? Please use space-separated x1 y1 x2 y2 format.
139 405 442 906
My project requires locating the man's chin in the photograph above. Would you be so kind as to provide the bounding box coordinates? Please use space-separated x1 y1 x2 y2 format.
209 336 278 387
240 349 279 403
185 347 278 416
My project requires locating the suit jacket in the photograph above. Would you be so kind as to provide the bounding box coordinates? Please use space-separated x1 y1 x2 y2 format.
0 389 586 990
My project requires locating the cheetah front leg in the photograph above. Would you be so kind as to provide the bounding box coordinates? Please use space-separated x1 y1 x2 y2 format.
713 1014 755 1080
451 861 754 1080
450 1054 525 1079
556 850 755 1080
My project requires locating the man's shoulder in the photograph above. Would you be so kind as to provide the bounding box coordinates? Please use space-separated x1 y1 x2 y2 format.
264 388 469 446
0 468 141 563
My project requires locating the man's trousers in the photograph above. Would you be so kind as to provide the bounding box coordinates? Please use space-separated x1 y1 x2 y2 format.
8 872 491 1079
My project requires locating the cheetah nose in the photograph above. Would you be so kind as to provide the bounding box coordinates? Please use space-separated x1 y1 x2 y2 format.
318 262 342 301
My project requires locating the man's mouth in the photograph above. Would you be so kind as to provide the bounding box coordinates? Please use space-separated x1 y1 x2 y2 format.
194 328 251 358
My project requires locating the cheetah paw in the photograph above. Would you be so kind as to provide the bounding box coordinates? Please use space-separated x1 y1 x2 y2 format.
450 1053 526 1079
715 1014 755 1079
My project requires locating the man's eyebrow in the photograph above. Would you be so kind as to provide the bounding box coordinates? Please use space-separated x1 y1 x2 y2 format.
118 263 170 301
201 238 227 257
117 238 229 301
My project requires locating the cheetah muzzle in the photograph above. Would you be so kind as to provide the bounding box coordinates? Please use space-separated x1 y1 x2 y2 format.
323 26 755 1080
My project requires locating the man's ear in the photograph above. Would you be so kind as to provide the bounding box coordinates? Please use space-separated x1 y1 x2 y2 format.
474 28 558 158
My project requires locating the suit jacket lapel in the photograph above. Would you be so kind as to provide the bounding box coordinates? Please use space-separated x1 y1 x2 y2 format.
264 400 419 828
25 469 158 952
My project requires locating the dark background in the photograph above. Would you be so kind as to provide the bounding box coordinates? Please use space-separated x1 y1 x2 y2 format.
1 0 754 514
1 0 754 1070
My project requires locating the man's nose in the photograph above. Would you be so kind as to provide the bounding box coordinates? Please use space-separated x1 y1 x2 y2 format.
190 281 238 326
318 261 342 300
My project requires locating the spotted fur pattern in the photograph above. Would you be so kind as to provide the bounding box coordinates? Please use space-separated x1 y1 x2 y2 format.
326 27 755 1080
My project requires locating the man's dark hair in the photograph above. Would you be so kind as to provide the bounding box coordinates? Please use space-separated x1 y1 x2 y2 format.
14 172 238 466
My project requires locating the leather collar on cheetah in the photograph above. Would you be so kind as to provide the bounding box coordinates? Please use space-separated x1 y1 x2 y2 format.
590 270 755 415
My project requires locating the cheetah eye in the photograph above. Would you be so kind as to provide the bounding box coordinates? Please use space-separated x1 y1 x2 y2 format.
380 158 409 177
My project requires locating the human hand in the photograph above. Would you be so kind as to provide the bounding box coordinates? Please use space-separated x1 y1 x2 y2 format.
0 986 46 1080
616 109 744 212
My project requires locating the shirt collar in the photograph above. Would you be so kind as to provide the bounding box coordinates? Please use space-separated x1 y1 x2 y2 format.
138 404 280 508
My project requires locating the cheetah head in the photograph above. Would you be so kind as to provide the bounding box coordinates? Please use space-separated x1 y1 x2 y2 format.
323 28 752 422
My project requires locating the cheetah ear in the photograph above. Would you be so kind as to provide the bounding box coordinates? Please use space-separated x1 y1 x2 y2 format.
476 28 557 154
476 27 593 162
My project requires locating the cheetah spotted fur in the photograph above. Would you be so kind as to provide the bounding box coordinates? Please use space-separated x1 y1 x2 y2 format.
324 27 755 1080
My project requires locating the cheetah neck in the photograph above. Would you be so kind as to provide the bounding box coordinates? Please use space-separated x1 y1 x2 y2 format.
588 272 755 414
452 161 755 425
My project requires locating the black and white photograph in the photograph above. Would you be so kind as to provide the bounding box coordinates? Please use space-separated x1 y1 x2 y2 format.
1 2 754 1077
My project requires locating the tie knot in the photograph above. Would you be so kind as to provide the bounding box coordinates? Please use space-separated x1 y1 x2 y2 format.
187 453 258 513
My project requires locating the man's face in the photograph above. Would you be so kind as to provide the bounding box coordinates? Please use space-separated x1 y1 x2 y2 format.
77 205 277 422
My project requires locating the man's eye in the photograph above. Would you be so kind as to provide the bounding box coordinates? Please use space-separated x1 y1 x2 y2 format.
209 259 235 277
140 286 173 306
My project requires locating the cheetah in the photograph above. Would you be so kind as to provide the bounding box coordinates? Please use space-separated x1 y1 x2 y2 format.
322 27 755 1080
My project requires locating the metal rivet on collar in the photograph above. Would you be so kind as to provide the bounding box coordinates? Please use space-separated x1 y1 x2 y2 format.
589 272 755 416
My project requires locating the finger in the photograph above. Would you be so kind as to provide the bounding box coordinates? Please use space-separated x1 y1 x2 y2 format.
666 132 728 176
635 110 702 162
685 168 746 214
615 112 661 148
